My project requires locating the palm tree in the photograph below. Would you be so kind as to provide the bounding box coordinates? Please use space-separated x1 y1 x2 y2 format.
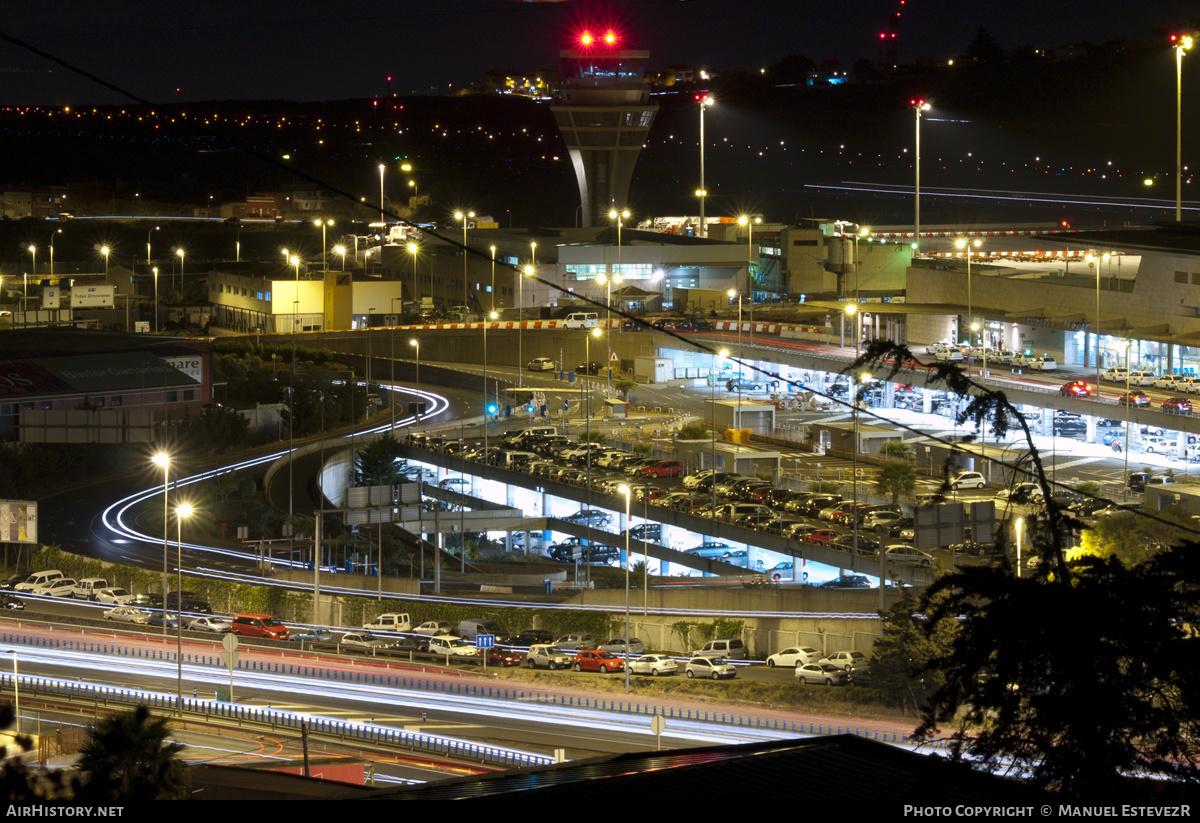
875 460 918 505
74 705 189 802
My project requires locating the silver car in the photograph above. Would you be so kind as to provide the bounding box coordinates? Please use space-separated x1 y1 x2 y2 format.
795 663 848 686
103 606 150 624
189 616 233 633
340 631 395 653
685 656 737 680
627 654 678 677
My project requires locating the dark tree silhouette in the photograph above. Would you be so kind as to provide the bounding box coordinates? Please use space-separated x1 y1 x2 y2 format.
74 705 189 802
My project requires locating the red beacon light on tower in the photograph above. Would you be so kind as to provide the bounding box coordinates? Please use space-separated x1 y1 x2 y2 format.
579 31 594 47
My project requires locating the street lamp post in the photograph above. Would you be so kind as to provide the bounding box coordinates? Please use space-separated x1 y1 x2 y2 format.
153 268 159 333
619 484 632 694
489 245 497 312
315 219 333 272
972 322 989 385
728 289 743 411
406 243 419 316
100 246 110 276
175 502 192 713
519 265 533 388
410 339 421 420
483 308 498 459
5 650 16 735
711 348 729 519
956 237 982 335
845 305 863 565
1176 36 1193 223
913 99 931 254
26 245 34 279
456 211 474 312
390 296 402 429
378 164 386 222
697 94 714 237
48 228 61 277
146 226 159 266
738 215 761 296
152 453 170 637
175 248 185 295
334 245 346 271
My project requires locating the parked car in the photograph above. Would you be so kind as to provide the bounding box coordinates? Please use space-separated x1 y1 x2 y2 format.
103 606 150 624
526 357 556 372
362 612 412 632
560 508 612 527
231 613 290 640
686 656 737 680
766 647 821 668
599 637 646 655
884 545 935 567
555 633 598 650
413 621 453 637
949 472 986 490
819 575 873 589
483 646 524 667
693 638 747 660
339 631 395 654
0 592 25 611
72 578 109 600
189 616 233 633
428 636 479 658
795 663 848 686
572 650 625 673
95 588 137 606
165 591 212 614
526 644 573 670
819 650 867 670
15 570 63 593
289 627 335 644
35 578 78 598
640 460 683 479
513 629 554 646
627 654 678 676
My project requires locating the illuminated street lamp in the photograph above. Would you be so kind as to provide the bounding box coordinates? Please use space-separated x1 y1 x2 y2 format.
175 248 185 294
333 245 346 271
378 163 386 222
48 228 61 277
26 245 34 278
737 215 761 295
146 225 159 266
971 321 989 385
956 237 983 332
455 210 474 313
314 218 334 272
153 268 159 333
152 452 171 637
489 245 497 312
1176 35 1193 222
519 264 534 387
696 94 714 237
912 99 931 253
406 242 419 315
100 246 110 276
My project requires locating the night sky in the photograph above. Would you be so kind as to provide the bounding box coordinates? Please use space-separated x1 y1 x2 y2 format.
0 0 1197 105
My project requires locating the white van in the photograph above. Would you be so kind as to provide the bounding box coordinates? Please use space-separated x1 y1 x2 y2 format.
561 312 599 329
73 578 109 600
16 570 62 593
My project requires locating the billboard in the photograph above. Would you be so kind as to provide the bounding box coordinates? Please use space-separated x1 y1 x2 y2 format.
0 501 37 544
70 286 114 308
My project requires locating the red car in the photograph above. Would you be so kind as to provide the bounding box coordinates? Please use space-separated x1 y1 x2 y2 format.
484 646 524 667
572 650 625 673
1162 397 1192 414
1059 380 1095 398
640 460 683 479
802 529 842 546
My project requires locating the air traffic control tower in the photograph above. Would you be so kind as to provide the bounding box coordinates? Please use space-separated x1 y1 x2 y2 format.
551 32 658 227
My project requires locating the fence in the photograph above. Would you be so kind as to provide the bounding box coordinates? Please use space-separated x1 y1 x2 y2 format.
0 630 919 746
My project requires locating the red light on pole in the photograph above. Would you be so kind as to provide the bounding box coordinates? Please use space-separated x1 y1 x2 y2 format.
580 31 593 47
605 30 616 45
